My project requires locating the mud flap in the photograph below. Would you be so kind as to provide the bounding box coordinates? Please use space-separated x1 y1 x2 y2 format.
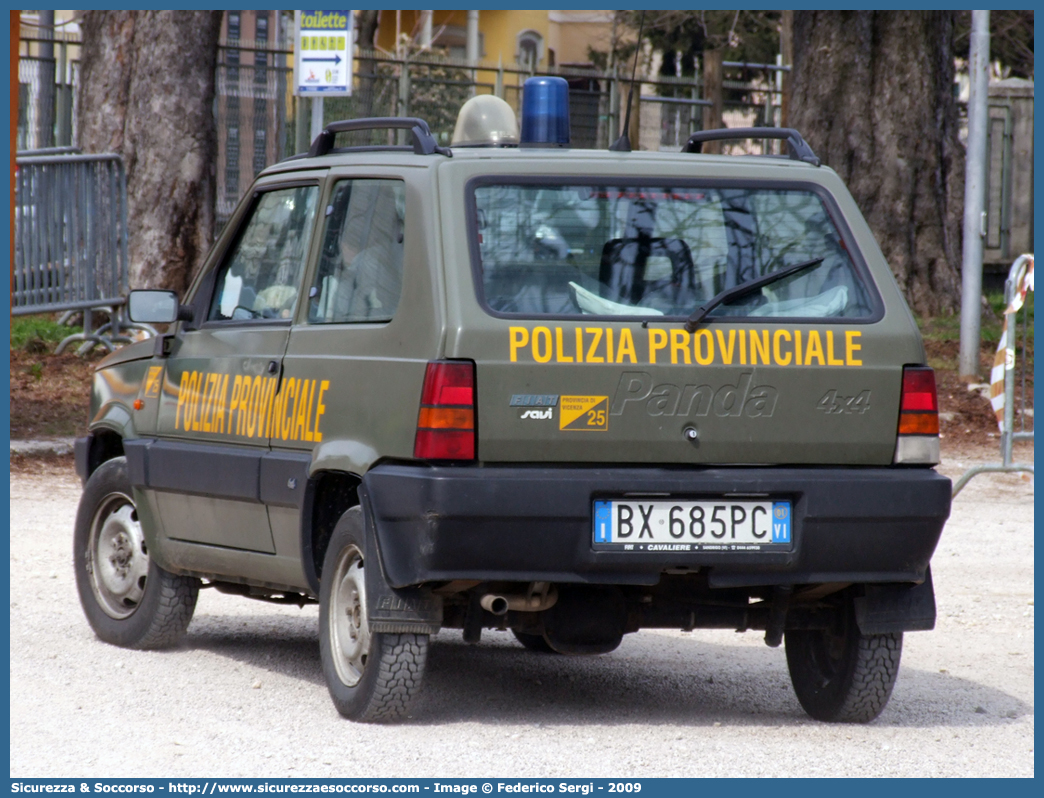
853 566 936 634
358 487 442 635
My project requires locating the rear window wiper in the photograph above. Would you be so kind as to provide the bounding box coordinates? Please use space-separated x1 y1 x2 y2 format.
684 257 825 332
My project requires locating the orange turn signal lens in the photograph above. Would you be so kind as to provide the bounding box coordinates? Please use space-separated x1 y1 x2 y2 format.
417 407 474 430
898 412 939 435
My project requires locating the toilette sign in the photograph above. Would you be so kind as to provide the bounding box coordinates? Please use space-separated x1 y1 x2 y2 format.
294 9 353 96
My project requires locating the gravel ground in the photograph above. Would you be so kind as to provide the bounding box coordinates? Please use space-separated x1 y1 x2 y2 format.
9 449 1033 778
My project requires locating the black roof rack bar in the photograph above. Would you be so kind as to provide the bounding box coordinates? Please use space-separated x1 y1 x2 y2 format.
308 117 451 158
683 127 821 166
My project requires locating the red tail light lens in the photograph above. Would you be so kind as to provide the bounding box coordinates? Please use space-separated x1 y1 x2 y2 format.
414 361 476 460
898 366 939 435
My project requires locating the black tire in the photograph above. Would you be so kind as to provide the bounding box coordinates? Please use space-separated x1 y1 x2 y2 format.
512 629 559 654
73 457 199 649
785 594 903 723
319 507 428 722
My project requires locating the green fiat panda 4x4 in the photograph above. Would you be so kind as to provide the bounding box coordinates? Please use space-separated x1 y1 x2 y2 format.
74 79 950 724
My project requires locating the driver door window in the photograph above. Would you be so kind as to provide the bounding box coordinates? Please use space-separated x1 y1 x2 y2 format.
209 185 319 321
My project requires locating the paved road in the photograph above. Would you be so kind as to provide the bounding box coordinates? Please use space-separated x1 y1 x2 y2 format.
9 457 1033 778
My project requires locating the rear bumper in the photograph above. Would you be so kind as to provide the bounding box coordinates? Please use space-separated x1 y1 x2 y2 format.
361 464 951 589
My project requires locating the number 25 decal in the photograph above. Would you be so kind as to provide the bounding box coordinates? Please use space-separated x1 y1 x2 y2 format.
560 396 609 431
587 409 606 426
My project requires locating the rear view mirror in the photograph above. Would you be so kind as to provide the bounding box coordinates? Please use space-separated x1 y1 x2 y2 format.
128 290 192 324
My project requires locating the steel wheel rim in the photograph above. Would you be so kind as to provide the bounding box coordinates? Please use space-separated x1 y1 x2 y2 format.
86 491 150 620
329 544 370 687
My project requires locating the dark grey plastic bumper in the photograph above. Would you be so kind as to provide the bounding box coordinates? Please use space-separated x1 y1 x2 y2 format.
74 435 91 486
361 464 951 589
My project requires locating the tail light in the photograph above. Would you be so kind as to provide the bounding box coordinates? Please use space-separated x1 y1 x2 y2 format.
414 361 476 460
898 366 939 434
894 365 939 464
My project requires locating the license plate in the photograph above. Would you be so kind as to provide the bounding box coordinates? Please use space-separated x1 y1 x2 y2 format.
592 499 792 552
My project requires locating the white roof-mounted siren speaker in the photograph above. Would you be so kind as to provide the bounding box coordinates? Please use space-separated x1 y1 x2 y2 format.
451 95 520 147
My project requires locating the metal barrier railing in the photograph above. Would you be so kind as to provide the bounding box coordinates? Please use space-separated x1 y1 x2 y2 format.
13 151 144 353
952 253 1035 496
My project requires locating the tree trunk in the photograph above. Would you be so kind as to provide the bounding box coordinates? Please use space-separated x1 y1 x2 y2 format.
790 11 964 316
701 49 723 151
79 11 222 294
358 10 380 49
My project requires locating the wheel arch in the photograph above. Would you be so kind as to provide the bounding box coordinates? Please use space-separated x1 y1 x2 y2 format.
90 396 137 438
303 471 442 634
301 469 361 595
75 428 127 485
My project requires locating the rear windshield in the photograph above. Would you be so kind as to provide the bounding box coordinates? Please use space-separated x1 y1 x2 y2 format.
471 182 876 320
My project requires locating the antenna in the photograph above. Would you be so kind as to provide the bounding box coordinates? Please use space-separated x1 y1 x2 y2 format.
609 11 646 153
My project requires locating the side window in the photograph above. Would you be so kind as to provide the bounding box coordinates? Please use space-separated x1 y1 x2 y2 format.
308 179 405 324
208 185 319 321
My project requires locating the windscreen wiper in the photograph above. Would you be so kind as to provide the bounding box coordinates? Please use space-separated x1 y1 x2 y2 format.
684 257 825 332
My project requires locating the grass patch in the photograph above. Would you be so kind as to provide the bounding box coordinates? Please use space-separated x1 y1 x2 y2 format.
10 315 82 351
918 291 1033 348
926 354 955 372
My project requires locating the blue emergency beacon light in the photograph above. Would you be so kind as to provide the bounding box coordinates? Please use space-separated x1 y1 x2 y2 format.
520 76 570 147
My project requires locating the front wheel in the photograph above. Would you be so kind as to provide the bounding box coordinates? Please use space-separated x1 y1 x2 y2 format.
319 507 427 722
73 457 199 649
785 593 902 723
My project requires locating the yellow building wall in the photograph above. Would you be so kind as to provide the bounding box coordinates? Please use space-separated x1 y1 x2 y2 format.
369 10 622 114
375 11 471 52
481 10 550 66
375 10 550 69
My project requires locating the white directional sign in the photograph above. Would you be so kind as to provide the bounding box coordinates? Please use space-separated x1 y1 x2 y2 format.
294 9 353 96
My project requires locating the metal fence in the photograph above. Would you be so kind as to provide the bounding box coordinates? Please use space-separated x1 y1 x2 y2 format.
300 50 788 151
957 84 1034 288
17 36 79 150
215 43 296 225
18 29 1034 256
17 31 791 234
210 48 789 227
13 152 136 353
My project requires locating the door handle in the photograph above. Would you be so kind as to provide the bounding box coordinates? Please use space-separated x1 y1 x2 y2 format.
268 359 285 396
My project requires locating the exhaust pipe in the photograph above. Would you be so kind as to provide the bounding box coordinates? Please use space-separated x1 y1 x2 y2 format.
480 594 510 615
479 582 558 615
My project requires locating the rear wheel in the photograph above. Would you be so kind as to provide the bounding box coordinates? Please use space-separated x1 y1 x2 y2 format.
73 457 199 649
512 629 558 654
785 594 902 723
319 507 428 722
